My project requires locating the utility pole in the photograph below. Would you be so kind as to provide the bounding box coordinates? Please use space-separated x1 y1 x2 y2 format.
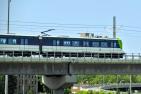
116 75 119 94
5 75 8 94
5 0 11 94
129 75 132 94
7 0 11 34
113 16 116 38
23 75 25 94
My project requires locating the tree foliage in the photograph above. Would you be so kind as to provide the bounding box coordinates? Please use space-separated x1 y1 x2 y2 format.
0 75 5 94
77 75 141 85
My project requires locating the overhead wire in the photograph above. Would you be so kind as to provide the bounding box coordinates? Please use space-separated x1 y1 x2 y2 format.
1 20 141 37
1 19 141 29
0 19 114 27
121 25 141 30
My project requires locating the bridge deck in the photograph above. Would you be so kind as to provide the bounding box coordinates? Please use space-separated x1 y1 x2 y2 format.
0 53 141 75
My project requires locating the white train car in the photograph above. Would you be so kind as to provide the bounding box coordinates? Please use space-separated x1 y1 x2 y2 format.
0 34 124 58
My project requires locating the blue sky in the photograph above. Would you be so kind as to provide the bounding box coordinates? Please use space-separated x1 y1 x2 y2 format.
0 0 141 53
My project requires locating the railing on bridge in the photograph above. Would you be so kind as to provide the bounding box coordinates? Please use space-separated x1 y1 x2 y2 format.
102 83 141 90
74 83 141 89
0 51 141 63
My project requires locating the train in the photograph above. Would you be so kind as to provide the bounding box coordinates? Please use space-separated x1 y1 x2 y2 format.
0 33 124 58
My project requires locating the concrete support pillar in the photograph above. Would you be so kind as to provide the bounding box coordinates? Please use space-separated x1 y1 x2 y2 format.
53 88 64 94
42 75 76 94
42 76 65 89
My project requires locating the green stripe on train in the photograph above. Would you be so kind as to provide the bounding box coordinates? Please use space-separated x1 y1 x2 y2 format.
117 37 122 49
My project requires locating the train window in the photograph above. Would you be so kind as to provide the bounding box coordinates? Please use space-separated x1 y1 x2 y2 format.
72 41 79 46
114 42 117 48
21 39 24 45
21 39 28 45
92 42 99 47
53 40 60 46
8 39 16 45
83 41 89 47
64 41 71 46
25 39 28 45
111 42 113 48
101 42 108 47
56 40 60 46
53 40 56 46
0 38 6 44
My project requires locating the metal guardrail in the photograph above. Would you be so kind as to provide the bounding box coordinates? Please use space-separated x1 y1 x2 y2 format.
102 83 141 89
0 51 141 63
75 83 141 89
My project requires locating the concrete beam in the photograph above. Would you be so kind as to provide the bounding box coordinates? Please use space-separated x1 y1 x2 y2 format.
0 62 69 75
53 88 64 94
70 63 141 75
1 62 141 75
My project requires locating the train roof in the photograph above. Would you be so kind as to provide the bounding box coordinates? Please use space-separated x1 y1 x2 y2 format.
0 34 118 40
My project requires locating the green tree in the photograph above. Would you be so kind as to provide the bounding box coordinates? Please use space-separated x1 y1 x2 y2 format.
27 88 34 94
64 88 71 94
0 75 4 94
